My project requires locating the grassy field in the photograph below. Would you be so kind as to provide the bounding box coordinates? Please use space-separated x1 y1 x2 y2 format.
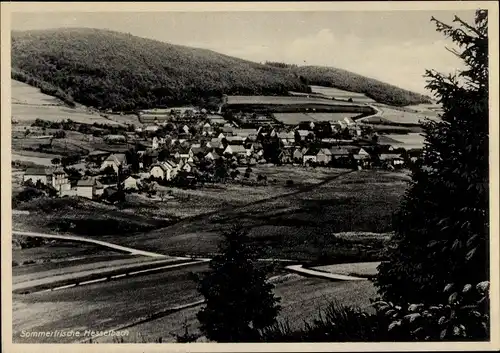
309 85 376 104
12 237 124 269
226 95 361 106
12 196 174 238
311 261 380 278
87 170 409 261
382 133 426 149
11 79 62 106
94 274 377 343
11 79 124 126
371 104 441 125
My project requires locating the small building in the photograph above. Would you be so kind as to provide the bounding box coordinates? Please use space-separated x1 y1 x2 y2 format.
380 153 405 166
206 138 223 149
225 136 246 145
293 148 305 162
223 144 247 157
205 151 221 161
101 153 127 173
150 161 176 181
23 167 52 185
330 147 351 159
278 150 293 164
76 178 104 199
123 176 139 190
317 148 333 164
182 161 196 173
303 147 320 165
52 167 71 195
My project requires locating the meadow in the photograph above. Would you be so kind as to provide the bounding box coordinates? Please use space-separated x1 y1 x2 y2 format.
88 170 409 261
12 79 124 126
309 85 376 104
226 95 360 106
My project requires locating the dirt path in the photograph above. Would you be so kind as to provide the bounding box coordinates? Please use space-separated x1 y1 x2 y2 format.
12 231 172 258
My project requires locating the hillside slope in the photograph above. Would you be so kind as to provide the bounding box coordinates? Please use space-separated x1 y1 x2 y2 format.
12 28 431 111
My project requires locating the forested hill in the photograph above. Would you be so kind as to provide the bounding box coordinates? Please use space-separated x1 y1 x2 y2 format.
11 28 431 111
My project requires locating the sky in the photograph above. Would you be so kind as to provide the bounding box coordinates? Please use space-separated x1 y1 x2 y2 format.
11 10 476 95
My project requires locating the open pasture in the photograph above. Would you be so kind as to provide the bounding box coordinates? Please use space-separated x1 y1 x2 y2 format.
11 79 61 106
226 95 359 106
309 85 376 104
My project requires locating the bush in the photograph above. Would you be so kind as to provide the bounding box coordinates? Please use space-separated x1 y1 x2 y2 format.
373 281 490 341
260 301 390 342
285 179 294 186
12 187 45 207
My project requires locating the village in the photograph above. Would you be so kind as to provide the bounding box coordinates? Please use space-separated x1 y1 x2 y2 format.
18 105 422 202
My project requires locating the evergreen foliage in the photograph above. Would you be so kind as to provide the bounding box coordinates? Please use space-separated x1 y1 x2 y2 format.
375 10 489 305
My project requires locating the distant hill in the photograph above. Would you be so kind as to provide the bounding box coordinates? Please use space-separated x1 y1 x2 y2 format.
11 28 431 112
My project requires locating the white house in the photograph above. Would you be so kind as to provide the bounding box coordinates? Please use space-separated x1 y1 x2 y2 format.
223 145 247 157
52 168 71 195
150 162 176 181
23 167 52 185
123 176 139 190
101 153 127 172
76 178 104 199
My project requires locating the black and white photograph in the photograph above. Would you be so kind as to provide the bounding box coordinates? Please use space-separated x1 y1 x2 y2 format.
1 1 498 350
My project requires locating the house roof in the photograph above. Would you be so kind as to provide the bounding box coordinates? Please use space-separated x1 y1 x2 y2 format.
304 147 321 156
278 132 295 139
225 145 246 153
225 136 245 143
77 178 102 187
330 147 351 155
104 153 127 164
206 151 220 159
25 167 51 176
380 153 403 160
53 167 67 175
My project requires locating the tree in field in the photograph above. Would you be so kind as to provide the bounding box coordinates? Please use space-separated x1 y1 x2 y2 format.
196 228 281 342
375 10 489 306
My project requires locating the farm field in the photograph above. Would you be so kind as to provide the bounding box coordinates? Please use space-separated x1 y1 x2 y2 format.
226 95 360 106
11 196 174 239
11 79 62 106
12 262 208 343
381 133 426 149
11 153 58 167
88 170 409 261
11 79 125 126
12 236 125 270
370 105 440 125
309 85 376 104
274 112 361 124
94 274 377 343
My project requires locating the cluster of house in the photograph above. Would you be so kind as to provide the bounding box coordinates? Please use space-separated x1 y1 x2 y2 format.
21 111 417 200
23 166 104 199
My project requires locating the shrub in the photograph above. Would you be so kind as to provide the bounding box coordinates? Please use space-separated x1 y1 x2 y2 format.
196 228 281 342
373 281 490 341
285 179 294 186
259 301 390 342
